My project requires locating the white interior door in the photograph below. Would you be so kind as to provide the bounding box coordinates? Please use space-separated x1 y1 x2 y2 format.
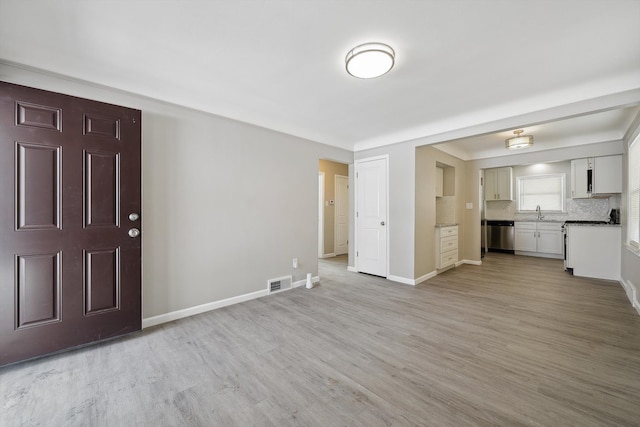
355 157 388 277
334 175 349 255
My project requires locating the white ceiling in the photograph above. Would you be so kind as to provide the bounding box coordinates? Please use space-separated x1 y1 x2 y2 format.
435 106 640 161
1 0 639 156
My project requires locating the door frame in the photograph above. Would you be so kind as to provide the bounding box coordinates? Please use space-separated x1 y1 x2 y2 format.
318 172 325 258
334 174 349 256
354 155 389 276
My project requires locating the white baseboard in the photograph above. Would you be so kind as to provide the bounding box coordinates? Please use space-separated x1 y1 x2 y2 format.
415 271 437 285
142 276 320 329
387 270 437 286
320 253 336 259
347 266 357 272
143 289 268 328
460 259 482 266
620 278 640 316
292 275 320 288
387 274 416 286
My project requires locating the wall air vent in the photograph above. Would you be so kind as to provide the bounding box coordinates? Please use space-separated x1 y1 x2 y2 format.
267 275 292 294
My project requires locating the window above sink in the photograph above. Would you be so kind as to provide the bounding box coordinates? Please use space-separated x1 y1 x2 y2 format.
516 174 566 213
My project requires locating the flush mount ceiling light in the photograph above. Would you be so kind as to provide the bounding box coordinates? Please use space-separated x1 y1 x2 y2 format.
505 129 534 149
345 43 395 79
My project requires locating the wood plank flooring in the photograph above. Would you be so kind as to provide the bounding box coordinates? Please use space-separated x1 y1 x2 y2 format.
2 253 640 426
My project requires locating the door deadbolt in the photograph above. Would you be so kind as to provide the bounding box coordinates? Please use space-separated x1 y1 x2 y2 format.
128 228 141 238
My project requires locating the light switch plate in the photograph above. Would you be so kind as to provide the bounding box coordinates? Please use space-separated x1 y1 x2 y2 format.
466 202 473 209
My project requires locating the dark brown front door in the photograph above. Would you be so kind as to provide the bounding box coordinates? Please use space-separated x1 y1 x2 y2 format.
0 82 142 366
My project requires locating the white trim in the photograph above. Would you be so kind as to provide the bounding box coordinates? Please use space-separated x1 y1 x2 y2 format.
334 174 349 256
624 243 640 257
320 252 336 259
460 259 482 266
620 278 640 316
318 172 325 258
142 275 324 328
142 289 268 328
415 271 437 284
354 154 390 277
292 276 321 288
387 270 437 286
387 275 416 286
347 265 357 272
514 251 563 260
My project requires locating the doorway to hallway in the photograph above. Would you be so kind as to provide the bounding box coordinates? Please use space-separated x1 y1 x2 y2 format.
318 160 349 259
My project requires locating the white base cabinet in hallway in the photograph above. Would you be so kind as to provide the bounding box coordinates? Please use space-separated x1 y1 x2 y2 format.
436 225 458 269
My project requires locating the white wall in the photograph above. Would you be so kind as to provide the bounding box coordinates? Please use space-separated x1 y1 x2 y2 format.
0 62 353 321
354 143 416 282
621 116 640 314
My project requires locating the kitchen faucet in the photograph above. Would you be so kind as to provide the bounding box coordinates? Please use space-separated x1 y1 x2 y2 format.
536 205 544 220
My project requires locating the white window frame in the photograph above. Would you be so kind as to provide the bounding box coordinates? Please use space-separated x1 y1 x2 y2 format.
516 174 566 212
628 133 640 254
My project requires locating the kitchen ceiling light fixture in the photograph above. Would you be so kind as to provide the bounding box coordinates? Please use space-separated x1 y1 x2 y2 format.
345 43 395 79
505 129 534 149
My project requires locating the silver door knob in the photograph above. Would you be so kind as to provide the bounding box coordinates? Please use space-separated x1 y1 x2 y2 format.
129 213 140 221
380 221 385 226
128 228 140 238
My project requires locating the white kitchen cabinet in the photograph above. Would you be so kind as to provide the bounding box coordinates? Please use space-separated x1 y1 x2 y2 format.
593 155 622 194
515 221 563 258
436 167 444 197
565 225 621 280
435 225 458 269
537 225 563 254
485 167 513 201
571 155 622 198
571 158 591 198
514 222 537 252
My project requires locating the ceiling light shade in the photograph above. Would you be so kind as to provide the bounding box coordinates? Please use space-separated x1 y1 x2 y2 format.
505 129 533 149
345 43 395 79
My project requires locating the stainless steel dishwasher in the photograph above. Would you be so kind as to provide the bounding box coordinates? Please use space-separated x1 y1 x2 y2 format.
486 220 515 253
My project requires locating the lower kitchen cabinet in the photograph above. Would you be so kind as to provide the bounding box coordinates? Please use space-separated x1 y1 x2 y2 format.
565 225 621 280
436 225 458 269
515 221 563 258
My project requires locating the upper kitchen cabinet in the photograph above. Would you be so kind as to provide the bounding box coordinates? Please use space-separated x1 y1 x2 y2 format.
485 167 513 201
571 155 622 198
594 155 622 194
571 158 591 198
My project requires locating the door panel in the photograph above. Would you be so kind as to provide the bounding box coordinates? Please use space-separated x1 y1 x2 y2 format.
356 158 387 277
16 252 62 328
84 247 120 315
84 150 120 228
16 141 62 230
0 81 142 366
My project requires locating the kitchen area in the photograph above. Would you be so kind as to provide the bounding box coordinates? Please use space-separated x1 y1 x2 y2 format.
482 155 622 281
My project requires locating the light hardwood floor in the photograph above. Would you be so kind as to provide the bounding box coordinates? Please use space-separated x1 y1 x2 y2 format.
1 253 639 426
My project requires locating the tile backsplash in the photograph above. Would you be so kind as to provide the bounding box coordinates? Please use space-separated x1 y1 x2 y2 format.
485 195 619 222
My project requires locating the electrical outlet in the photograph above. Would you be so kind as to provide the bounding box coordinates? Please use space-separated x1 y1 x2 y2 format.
292 258 298 269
